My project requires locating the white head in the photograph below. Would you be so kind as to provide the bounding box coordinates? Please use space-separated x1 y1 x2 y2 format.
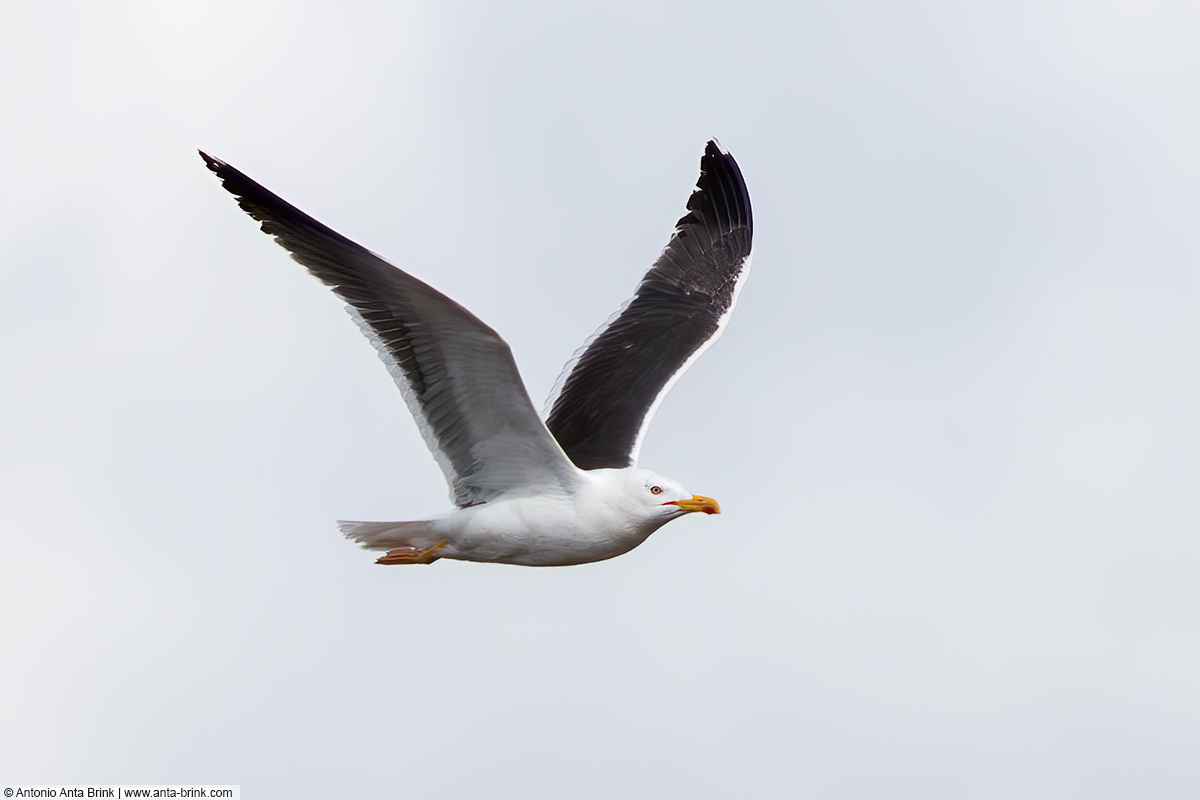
595 467 721 528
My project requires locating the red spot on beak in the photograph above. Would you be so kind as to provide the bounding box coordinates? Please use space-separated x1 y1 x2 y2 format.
666 495 721 515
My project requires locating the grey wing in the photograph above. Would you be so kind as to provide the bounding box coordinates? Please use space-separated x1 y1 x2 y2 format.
201 152 577 506
545 140 753 470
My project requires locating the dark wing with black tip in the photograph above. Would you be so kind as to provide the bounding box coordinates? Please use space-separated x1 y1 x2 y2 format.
201 152 577 506
545 140 753 470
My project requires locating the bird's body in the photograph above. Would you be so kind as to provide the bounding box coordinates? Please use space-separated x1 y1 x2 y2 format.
202 141 752 566
343 468 707 566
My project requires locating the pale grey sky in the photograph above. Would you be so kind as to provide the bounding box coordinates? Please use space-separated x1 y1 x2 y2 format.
3 1 1199 796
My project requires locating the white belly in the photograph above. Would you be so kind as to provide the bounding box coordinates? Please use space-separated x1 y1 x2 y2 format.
434 494 665 566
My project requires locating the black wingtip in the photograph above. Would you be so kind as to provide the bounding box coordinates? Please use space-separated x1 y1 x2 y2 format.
688 139 753 236
198 149 266 217
198 150 223 172
199 150 241 190
199 149 369 254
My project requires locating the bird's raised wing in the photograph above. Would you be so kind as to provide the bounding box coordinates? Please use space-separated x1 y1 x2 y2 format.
545 140 753 470
202 152 577 507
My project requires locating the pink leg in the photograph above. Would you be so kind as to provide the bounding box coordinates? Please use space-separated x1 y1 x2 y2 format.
376 541 448 565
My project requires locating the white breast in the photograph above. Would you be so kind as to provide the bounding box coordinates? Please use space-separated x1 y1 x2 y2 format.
434 472 667 566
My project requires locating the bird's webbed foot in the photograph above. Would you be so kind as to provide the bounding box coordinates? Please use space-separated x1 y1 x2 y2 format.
375 541 448 565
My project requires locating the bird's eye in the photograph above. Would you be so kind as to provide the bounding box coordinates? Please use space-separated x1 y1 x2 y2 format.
650 485 663 495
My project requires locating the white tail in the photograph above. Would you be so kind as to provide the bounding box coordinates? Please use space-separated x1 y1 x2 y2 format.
338 520 442 551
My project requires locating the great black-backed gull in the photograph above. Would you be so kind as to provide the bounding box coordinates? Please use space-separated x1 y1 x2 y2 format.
201 140 752 566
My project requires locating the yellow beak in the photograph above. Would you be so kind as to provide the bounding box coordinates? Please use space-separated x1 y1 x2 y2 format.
666 494 721 515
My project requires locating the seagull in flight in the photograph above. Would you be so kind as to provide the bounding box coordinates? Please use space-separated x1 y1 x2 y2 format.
201 141 752 566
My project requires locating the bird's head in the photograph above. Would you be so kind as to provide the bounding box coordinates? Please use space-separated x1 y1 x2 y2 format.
621 468 721 520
